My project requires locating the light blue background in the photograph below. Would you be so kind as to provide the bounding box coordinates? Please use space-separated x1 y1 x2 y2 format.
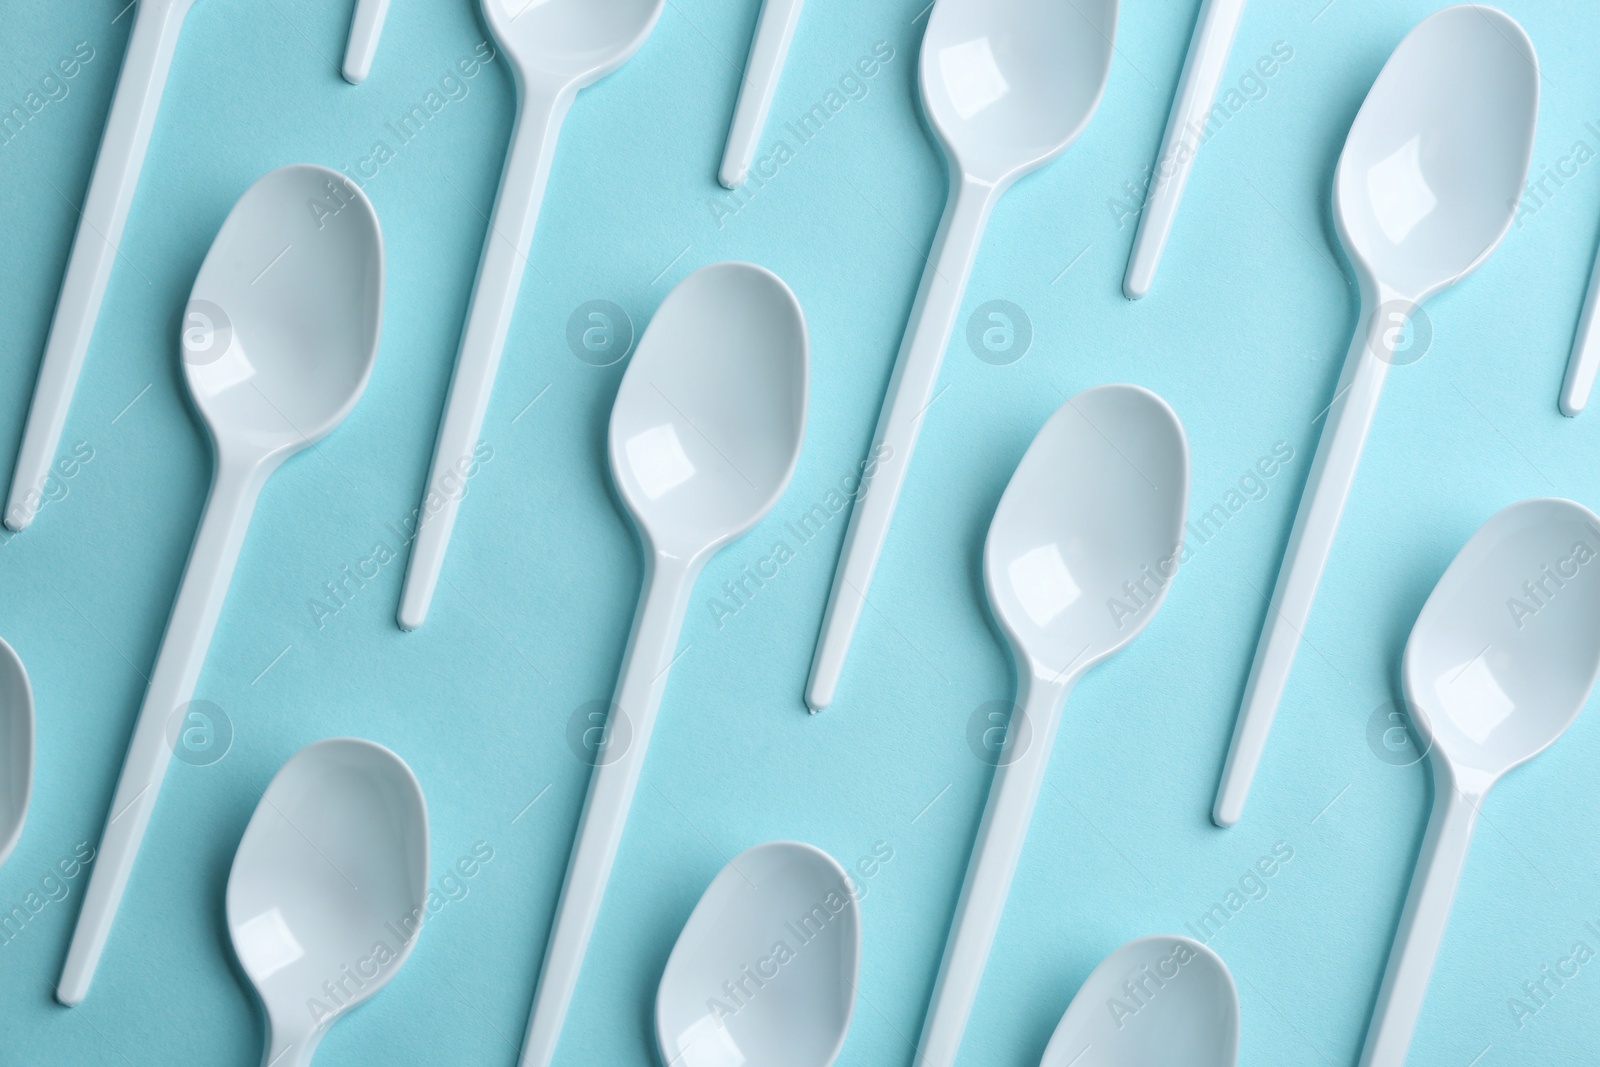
2 0 1599 1064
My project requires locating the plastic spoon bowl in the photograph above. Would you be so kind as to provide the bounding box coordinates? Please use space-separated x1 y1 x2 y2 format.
59 164 384 1005
7 0 201 530
1359 498 1600 1067
228 739 429 1067
397 0 665 630
1213 5 1538 827
656 841 861 1067
806 0 1118 711
916 385 1189 1067
0 637 35 871
517 262 807 1067
1040 935 1238 1067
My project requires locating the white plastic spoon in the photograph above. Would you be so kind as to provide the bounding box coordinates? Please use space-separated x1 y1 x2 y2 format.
7 0 201 531
228 738 429 1067
916 385 1189 1067
1213 5 1538 828
59 164 384 1005
518 262 808 1067
719 0 806 189
806 0 1118 712
397 0 665 631
1039 935 1238 1067
1122 0 1248 299
342 0 392 84
655 841 860 1067
0 636 35 871
1359 498 1600 1067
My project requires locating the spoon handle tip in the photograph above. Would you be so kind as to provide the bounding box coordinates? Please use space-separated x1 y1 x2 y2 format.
8 0 188 532
340 0 390 85
1122 258 1154 301
402 88 570 626
62 458 265 998
804 618 846 713
1216 302 1390 822
1212 652 1288 827
342 0 390 85
1210 795 1241 829
719 0 805 196
1122 0 1249 297
1561 238 1600 416
809 178 996 706
397 531 444 632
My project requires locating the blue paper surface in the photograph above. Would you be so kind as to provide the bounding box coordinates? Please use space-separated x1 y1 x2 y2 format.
2 1 1599 1064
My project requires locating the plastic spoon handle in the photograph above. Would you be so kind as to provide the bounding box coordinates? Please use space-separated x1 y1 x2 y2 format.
1212 294 1393 827
398 82 573 630
1123 0 1248 299
59 451 270 1005
518 551 697 1067
1561 237 1600 416
262 1014 320 1067
6 0 193 532
916 670 1071 1067
1358 783 1479 1067
342 0 392 84
718 0 805 189
806 176 997 711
